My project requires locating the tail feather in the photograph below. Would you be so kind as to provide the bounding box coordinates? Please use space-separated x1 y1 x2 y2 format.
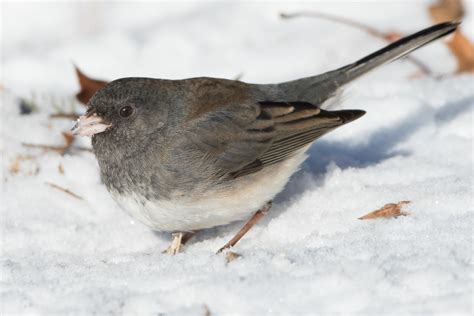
347 21 458 79
277 21 459 106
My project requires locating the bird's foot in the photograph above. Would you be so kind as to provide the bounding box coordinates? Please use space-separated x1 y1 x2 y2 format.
163 231 195 255
164 232 183 255
217 201 272 253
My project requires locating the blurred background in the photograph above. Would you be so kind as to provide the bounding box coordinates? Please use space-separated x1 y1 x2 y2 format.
3 0 473 93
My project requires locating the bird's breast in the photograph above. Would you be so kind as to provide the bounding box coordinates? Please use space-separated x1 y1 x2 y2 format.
107 148 309 232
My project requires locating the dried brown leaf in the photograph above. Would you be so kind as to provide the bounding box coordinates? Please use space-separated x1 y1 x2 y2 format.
50 112 81 120
429 0 464 22
447 31 474 73
383 31 403 42
429 0 474 73
359 201 410 220
74 65 108 105
9 155 38 176
225 251 242 263
62 132 75 148
10 158 21 175
9 156 23 175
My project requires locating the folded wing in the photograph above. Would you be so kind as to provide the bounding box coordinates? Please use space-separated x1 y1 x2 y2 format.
231 101 364 177
170 96 364 183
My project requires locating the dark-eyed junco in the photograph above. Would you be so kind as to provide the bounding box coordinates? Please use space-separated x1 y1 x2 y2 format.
72 22 458 254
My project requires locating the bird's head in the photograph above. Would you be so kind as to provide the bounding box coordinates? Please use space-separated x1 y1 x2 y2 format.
72 78 170 158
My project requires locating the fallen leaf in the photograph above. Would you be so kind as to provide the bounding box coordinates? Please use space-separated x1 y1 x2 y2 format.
9 156 22 175
225 251 242 263
62 132 75 148
383 31 403 42
9 155 38 176
74 65 108 105
359 201 410 220
446 30 474 73
429 0 464 22
429 0 474 73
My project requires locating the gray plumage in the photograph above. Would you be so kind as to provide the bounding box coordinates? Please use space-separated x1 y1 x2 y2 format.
76 22 458 231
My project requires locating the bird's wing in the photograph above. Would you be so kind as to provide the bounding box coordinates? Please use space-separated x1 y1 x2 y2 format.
167 94 364 182
230 101 365 177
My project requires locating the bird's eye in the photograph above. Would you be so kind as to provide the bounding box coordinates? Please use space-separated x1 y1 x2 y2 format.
119 105 134 118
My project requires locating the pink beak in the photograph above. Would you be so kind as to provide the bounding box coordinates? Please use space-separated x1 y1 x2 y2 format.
71 110 111 137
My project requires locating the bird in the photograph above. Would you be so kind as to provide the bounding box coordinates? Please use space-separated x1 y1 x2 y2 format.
72 21 458 254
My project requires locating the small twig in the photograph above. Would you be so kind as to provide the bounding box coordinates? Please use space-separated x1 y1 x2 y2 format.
281 11 385 37
280 11 433 76
50 112 81 120
22 143 68 153
22 131 86 155
22 143 92 154
45 182 84 200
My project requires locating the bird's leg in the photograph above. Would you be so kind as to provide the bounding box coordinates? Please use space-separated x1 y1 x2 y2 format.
181 231 196 245
164 232 183 255
217 201 272 253
163 231 196 255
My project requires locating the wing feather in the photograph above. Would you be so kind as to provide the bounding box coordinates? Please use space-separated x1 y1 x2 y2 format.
230 101 365 178
164 78 364 193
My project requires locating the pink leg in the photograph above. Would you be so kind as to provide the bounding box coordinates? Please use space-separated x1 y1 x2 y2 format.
217 201 272 253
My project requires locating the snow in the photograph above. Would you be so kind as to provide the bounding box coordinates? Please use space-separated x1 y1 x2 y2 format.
1 1 473 315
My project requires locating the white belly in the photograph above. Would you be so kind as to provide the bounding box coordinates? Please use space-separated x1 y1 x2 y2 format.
110 149 309 232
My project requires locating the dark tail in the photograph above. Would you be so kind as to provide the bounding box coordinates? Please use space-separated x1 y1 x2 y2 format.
345 21 458 80
278 21 459 106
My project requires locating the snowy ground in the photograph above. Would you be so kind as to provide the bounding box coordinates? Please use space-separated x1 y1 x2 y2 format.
1 1 473 315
